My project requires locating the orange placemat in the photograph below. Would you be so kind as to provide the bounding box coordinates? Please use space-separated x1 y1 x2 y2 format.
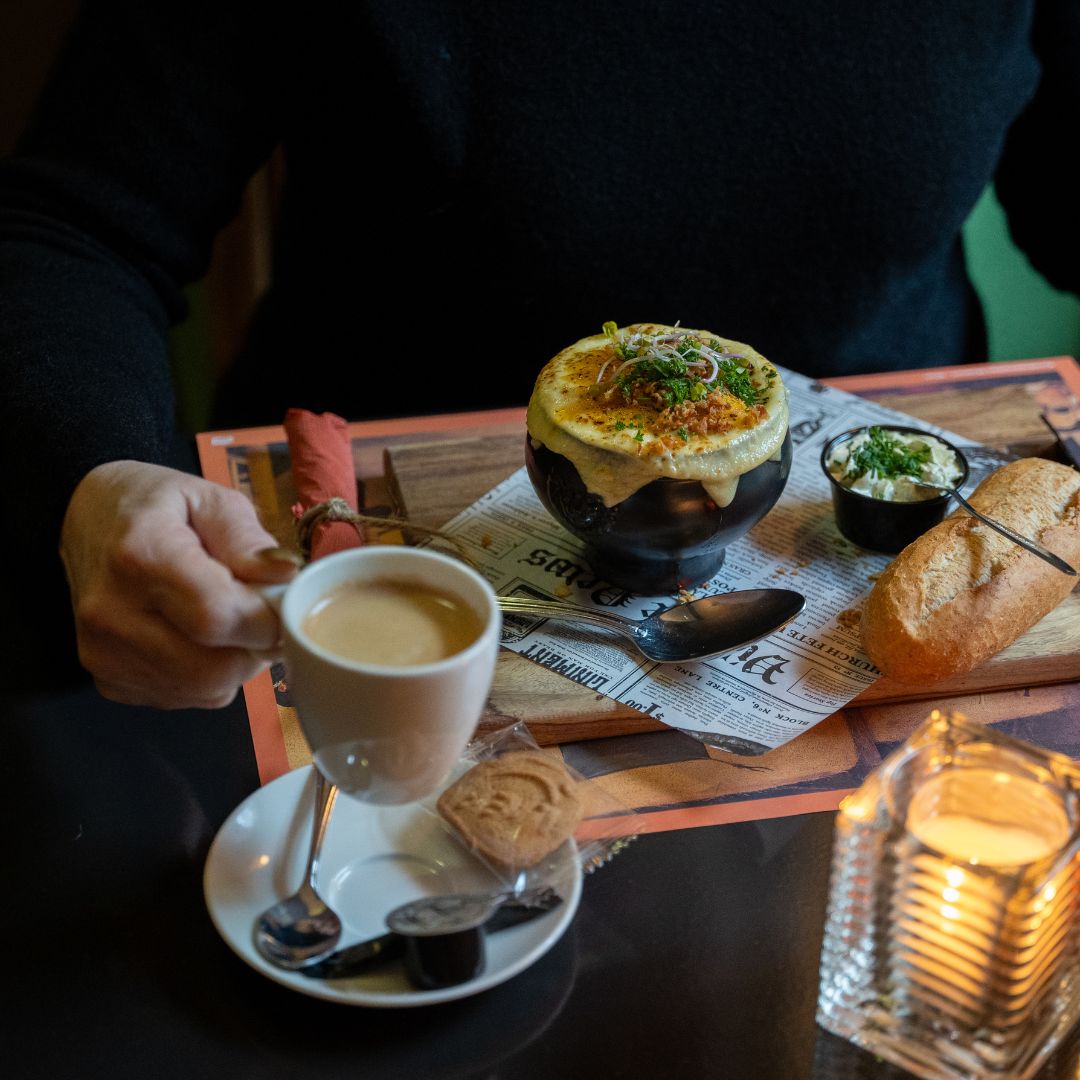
197 363 1080 833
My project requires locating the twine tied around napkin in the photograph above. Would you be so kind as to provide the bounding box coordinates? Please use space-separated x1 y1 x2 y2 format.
284 409 364 561
292 495 363 561
293 495 475 566
283 408 476 566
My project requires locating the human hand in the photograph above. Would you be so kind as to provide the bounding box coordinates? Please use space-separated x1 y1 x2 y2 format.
60 460 301 709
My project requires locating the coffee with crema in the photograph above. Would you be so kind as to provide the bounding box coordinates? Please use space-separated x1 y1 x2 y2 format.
301 578 484 666
277 546 499 803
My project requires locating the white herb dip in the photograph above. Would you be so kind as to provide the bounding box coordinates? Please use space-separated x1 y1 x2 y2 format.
826 427 964 502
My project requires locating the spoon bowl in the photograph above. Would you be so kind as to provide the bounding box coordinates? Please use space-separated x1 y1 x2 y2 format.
253 766 343 969
497 588 805 663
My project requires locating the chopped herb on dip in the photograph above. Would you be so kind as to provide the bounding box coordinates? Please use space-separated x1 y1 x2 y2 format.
826 426 964 502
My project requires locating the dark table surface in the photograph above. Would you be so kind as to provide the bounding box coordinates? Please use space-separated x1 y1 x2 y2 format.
7 374 1080 1080
5 682 1078 1080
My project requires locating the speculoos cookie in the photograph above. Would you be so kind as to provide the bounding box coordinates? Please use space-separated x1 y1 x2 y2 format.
436 750 583 870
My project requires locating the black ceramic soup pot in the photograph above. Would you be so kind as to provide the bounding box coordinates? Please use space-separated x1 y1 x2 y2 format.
820 425 970 555
525 431 793 595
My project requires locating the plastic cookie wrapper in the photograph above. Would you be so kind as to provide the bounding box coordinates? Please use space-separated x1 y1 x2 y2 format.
420 721 639 894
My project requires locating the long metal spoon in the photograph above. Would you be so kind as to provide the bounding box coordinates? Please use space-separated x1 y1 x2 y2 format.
910 480 1077 576
253 766 343 969
497 588 806 663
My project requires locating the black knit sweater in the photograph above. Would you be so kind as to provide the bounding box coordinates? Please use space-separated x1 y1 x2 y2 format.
2 0 1077 682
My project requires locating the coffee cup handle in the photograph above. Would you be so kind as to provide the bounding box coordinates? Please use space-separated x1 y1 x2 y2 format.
250 583 289 662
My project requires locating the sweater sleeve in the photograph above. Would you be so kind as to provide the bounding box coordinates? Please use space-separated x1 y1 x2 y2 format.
993 0 1080 296
1 0 287 526
0 0 286 681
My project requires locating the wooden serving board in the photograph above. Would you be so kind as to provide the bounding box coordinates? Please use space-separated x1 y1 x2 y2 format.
385 429 1080 745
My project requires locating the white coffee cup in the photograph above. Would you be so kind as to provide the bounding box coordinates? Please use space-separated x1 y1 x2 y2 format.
265 546 501 804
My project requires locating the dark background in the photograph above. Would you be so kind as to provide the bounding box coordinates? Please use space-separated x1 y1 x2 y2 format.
4 1 1079 440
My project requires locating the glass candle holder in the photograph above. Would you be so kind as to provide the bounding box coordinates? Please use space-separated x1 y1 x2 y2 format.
816 709 1080 1080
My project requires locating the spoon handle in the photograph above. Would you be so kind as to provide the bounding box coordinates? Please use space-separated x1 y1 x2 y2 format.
306 766 339 892
948 489 1077 576
496 595 634 633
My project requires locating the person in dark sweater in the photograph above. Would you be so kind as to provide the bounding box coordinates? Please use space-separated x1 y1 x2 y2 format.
2 0 1077 703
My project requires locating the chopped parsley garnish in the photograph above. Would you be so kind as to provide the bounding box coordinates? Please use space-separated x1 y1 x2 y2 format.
847 426 932 480
598 323 767 410
711 357 763 408
615 354 710 408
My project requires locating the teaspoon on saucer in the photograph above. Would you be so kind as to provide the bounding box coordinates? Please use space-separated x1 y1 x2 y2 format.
253 766 343 969
496 588 806 663
909 480 1077 576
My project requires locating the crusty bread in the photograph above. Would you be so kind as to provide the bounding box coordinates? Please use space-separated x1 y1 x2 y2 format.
860 457 1080 684
436 751 583 870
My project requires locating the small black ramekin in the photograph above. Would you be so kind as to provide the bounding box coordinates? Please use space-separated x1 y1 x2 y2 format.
820 425 970 555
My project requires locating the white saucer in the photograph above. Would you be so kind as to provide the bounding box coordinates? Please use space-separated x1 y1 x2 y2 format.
203 765 582 1007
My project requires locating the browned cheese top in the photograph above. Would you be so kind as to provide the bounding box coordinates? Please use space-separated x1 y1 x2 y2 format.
526 322 789 506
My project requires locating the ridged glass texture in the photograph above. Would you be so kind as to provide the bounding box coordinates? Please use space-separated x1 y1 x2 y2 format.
816 710 1080 1080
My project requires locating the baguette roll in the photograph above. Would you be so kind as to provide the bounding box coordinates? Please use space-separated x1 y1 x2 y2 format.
860 457 1080 683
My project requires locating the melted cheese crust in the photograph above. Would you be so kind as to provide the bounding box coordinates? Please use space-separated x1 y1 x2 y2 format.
527 323 789 507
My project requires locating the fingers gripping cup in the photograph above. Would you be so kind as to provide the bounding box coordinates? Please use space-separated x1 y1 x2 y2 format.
267 547 501 804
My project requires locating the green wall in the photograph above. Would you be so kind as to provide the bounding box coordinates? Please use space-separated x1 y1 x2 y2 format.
963 185 1080 362
169 282 214 434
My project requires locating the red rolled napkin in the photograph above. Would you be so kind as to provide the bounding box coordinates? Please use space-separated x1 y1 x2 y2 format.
283 408 364 561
